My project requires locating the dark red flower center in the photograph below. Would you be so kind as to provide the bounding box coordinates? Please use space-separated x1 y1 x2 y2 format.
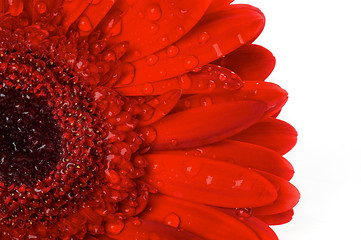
0 17 150 238
0 87 62 187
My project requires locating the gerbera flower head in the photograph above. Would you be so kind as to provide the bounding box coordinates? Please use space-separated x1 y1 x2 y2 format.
0 1 299 239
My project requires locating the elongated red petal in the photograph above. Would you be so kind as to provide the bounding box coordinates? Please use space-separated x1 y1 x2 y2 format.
252 171 300 216
137 90 182 127
156 140 294 180
107 0 212 62
115 64 242 96
257 209 294 225
144 153 277 208
95 219 203 240
141 194 261 240
151 100 267 150
129 5 265 84
173 81 287 117
231 118 298 155
213 44 276 81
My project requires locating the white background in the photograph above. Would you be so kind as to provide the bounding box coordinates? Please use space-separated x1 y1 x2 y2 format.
234 0 361 239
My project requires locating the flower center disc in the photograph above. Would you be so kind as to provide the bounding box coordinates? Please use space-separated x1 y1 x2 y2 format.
0 88 62 187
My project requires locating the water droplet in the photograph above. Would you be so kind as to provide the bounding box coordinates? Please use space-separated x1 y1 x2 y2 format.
207 80 216 91
139 126 157 144
164 213 180 228
161 35 169 44
236 208 252 218
159 69 167 77
180 9 188 14
35 1 47 14
183 100 191 108
143 83 154 95
170 139 177 146
147 4 162 21
166 45 179 58
155 180 164 188
150 160 163 174
206 175 214 185
176 26 185 35
219 73 227 81
198 32 210 44
212 43 223 57
183 56 199 70
134 50 141 57
149 23 159 34
132 219 142 226
146 54 158 65
105 220 125 235
178 74 192 89
183 159 202 178
78 16 93 32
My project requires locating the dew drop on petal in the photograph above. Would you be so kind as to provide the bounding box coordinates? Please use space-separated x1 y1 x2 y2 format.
176 26 185 35
206 175 214 185
149 23 159 34
178 74 192 89
146 55 158 65
236 208 252 218
78 16 93 32
219 73 227 82
149 160 163 174
183 56 199 70
183 159 202 178
200 96 212 107
207 80 216 91
142 83 154 95
166 45 179 58
164 213 180 228
139 126 157 144
183 100 191 108
132 219 142 226
105 220 125 235
198 31 210 44
170 139 178 146
35 1 47 14
147 4 162 21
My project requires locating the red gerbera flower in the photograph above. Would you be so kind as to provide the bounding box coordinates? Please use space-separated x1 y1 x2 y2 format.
0 0 299 239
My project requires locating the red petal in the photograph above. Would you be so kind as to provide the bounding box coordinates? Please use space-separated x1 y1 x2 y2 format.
129 5 265 84
141 194 261 240
96 219 202 240
137 89 182 127
252 171 300 216
151 100 267 150
173 81 287 118
213 44 276 81
144 153 277 208
257 209 294 225
156 140 294 180
115 64 242 95
107 0 212 62
231 118 298 155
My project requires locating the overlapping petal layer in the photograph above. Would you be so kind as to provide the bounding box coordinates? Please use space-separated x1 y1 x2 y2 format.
0 0 298 239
